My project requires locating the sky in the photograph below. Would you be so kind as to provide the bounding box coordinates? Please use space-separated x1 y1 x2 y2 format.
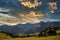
0 0 60 26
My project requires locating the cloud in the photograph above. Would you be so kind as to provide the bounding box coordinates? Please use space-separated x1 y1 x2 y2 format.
41 19 60 22
0 7 44 26
0 8 10 12
0 13 20 26
18 11 44 24
0 24 4 26
19 0 42 8
0 1 59 26
0 10 44 26
48 2 57 13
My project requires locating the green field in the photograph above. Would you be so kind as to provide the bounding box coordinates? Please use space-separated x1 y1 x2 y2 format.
0 35 60 40
0 32 60 40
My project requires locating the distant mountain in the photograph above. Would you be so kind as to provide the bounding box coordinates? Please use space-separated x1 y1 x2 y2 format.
0 21 60 36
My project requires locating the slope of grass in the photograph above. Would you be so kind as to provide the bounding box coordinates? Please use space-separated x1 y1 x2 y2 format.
0 32 11 40
1 35 60 40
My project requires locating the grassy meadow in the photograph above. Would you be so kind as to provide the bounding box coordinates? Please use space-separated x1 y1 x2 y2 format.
0 35 60 40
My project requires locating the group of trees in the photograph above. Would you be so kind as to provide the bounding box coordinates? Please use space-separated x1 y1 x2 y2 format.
38 26 60 37
24 26 60 37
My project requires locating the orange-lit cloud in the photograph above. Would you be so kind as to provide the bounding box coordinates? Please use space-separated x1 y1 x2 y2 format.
29 11 44 17
18 11 44 24
0 11 44 26
48 2 57 13
19 0 42 8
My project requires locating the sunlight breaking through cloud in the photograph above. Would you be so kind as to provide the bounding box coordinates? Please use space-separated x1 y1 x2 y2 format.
19 0 42 8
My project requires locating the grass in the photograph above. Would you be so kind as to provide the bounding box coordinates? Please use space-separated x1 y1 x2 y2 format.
0 32 60 40
0 35 60 40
